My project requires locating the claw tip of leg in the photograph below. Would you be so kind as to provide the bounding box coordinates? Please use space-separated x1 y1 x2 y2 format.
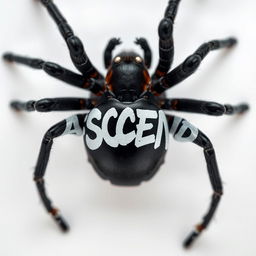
61 224 70 233
3 53 13 62
54 215 70 233
10 101 20 111
228 37 238 47
183 238 193 249
183 231 200 249
239 103 250 114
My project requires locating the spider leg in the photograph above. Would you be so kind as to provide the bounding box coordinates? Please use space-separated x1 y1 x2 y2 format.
161 98 249 116
104 38 122 69
34 114 87 232
152 38 237 94
38 0 103 81
134 38 152 69
152 0 182 79
3 53 104 94
10 97 94 112
4 53 83 88
167 115 223 248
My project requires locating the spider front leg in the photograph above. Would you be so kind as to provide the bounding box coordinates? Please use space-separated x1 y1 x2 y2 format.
152 38 237 94
34 114 87 231
10 97 94 112
135 38 152 69
152 0 182 79
104 38 122 69
38 0 103 81
3 53 104 93
168 115 223 248
161 98 249 116
3 53 86 88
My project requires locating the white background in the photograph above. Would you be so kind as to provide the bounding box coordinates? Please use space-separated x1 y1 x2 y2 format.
0 0 255 255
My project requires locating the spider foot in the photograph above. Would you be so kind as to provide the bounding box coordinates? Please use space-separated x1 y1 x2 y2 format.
51 209 70 232
183 230 201 249
2 53 14 62
237 103 250 114
226 37 238 47
225 103 250 115
110 37 122 46
134 38 148 48
10 101 21 111
10 100 35 112
106 38 122 51
183 223 205 249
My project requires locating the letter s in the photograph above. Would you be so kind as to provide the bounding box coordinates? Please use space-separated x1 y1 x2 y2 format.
86 108 103 150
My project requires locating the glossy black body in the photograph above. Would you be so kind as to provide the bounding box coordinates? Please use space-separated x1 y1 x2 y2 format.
85 98 166 186
106 51 151 100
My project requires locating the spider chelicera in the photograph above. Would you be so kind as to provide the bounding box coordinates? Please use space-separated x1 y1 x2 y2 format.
3 0 249 248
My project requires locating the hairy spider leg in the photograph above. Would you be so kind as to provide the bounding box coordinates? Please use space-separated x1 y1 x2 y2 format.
10 98 95 112
161 98 249 116
38 0 104 83
134 38 152 69
34 114 87 232
152 0 182 79
152 38 237 94
168 115 223 248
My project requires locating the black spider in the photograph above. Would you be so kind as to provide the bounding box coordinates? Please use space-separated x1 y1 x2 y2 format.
3 0 249 249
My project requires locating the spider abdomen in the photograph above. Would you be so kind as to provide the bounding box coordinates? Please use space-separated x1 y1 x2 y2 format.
84 98 169 186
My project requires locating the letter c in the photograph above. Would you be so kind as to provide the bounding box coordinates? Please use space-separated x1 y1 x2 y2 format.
102 108 119 148
116 107 136 146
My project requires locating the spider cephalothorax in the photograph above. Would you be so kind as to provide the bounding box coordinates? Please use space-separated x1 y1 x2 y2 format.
105 51 151 101
4 0 249 249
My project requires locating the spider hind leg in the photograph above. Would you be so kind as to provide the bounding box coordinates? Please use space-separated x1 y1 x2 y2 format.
168 116 223 248
34 114 87 231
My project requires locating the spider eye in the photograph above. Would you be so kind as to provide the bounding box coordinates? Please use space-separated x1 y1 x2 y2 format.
114 56 121 63
135 56 142 63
